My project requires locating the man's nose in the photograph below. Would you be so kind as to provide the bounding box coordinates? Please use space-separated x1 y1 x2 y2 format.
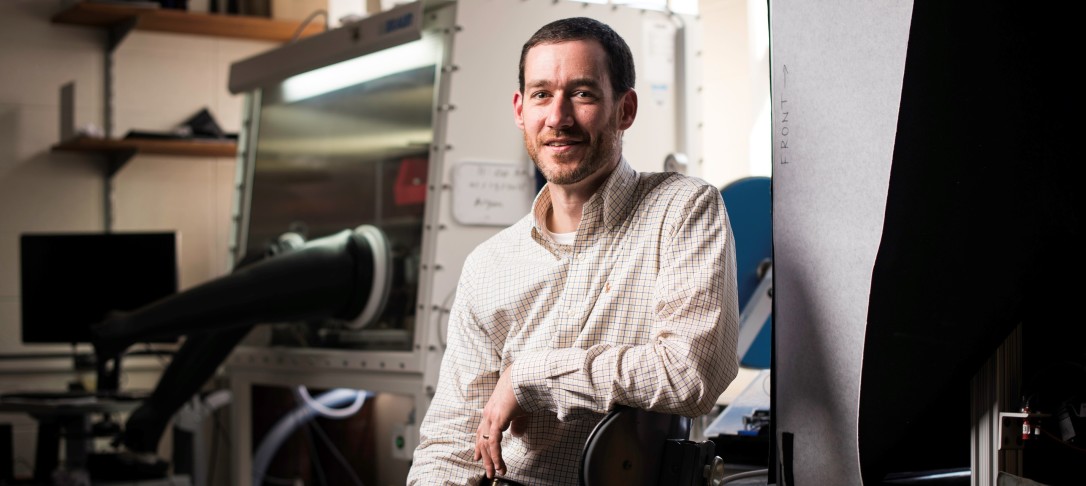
545 96 574 130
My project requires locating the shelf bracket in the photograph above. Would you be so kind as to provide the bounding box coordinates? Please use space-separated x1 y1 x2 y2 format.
103 17 137 139
105 150 136 178
107 17 138 51
103 149 135 233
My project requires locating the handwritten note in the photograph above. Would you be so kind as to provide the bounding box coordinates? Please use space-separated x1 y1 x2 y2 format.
452 162 534 226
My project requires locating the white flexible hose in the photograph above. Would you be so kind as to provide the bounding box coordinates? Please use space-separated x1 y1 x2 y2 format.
251 387 369 485
294 385 367 419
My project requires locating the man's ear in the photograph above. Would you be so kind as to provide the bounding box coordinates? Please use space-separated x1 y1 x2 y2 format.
617 89 638 130
513 90 525 130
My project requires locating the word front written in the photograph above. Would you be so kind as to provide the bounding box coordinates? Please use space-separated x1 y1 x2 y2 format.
778 64 792 166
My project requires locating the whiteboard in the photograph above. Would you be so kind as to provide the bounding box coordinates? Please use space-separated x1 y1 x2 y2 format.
451 162 535 226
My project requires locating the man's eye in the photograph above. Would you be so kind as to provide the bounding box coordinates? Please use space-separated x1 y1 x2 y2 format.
531 91 550 99
573 91 596 99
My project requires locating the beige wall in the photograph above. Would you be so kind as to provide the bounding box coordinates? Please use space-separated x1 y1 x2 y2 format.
699 0 771 188
0 1 274 477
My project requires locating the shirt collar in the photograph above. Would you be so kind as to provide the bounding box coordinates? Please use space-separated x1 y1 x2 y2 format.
593 157 638 230
530 157 638 240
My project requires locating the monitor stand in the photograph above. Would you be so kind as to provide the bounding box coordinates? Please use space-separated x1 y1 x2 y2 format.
0 353 143 484
96 352 122 396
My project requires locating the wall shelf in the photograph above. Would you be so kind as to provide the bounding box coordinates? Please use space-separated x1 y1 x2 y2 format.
51 2 292 232
53 136 237 160
51 2 324 42
53 136 237 179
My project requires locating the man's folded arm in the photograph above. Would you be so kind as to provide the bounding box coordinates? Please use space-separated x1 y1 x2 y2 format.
511 184 740 421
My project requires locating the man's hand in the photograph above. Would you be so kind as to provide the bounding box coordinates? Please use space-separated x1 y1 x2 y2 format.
473 365 526 478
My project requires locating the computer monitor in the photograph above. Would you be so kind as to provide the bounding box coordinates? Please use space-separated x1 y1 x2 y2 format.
20 232 180 345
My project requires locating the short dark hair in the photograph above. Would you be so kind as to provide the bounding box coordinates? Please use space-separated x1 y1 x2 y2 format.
518 17 635 100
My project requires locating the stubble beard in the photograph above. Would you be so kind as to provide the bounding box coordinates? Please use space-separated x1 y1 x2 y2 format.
527 122 621 186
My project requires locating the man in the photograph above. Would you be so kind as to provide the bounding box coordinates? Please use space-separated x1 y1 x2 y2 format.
408 17 738 485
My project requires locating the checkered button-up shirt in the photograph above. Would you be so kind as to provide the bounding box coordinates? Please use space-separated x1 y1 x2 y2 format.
408 159 739 485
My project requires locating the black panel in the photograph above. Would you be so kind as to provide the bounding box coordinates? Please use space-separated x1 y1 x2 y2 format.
859 2 1083 484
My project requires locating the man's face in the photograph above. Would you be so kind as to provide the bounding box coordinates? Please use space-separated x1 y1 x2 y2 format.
514 40 636 186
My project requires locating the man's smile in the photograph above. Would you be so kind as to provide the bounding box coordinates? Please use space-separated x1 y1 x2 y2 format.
542 138 585 155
